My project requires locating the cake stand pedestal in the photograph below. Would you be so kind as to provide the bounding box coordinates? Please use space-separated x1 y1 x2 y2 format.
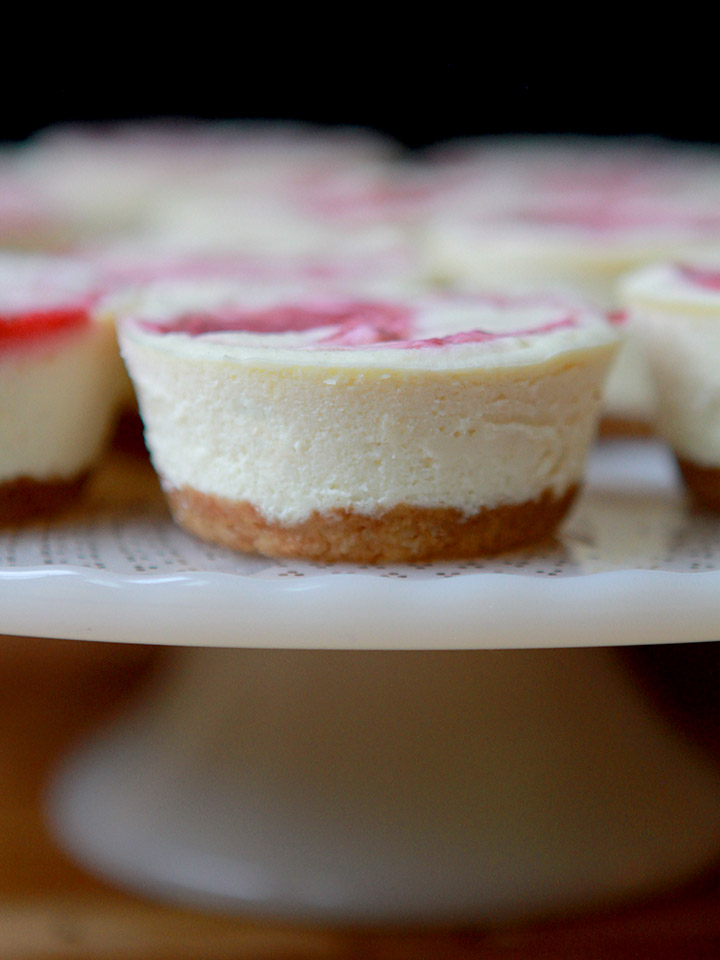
3 438 720 924
49 645 720 925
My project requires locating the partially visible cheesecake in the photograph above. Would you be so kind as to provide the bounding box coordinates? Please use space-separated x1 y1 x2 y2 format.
422 196 720 435
0 254 124 521
0 165 82 252
19 119 397 240
621 261 720 510
114 282 620 562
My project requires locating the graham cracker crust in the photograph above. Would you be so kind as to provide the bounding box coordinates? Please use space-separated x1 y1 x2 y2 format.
0 472 89 525
166 485 579 564
677 458 720 512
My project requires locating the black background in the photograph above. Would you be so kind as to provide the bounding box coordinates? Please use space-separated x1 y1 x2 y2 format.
3 58 719 149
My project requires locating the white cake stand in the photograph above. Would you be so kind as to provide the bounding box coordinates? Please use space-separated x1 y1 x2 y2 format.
3 438 720 925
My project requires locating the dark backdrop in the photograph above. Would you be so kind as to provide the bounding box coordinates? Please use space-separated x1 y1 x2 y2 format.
2 65 718 148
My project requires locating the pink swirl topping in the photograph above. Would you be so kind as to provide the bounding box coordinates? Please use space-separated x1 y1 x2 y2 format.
0 305 91 351
138 299 580 349
0 255 101 352
142 301 408 346
409 317 577 349
677 263 720 291
511 202 720 233
141 302 411 345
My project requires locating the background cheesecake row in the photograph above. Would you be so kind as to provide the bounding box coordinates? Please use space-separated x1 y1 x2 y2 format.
2 123 720 560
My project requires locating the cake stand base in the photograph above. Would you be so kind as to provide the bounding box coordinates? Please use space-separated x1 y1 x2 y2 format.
49 646 720 925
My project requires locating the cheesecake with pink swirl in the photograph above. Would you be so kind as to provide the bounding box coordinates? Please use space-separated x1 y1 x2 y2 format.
114 282 620 562
423 195 720 434
0 254 125 521
621 261 720 510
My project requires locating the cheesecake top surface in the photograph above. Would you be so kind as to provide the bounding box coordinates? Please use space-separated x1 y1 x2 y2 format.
0 254 97 314
116 280 620 371
621 260 720 310
428 198 720 246
0 254 100 351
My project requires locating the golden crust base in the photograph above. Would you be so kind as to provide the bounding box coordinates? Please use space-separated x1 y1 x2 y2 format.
0 473 89 525
166 485 579 564
677 458 720 512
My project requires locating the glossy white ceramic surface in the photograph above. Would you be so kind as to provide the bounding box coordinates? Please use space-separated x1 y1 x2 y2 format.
2 439 720 648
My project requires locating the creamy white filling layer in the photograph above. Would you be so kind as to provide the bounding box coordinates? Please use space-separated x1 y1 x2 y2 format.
631 309 720 465
623 264 720 464
120 332 616 524
422 223 707 423
620 262 720 311
0 253 97 312
0 323 124 482
421 220 720 300
600 333 657 423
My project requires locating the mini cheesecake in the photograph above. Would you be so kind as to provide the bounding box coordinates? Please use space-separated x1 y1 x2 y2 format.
621 262 720 510
22 119 397 251
422 135 720 226
0 166 82 252
146 176 414 260
114 282 619 562
421 196 720 434
0 254 124 521
20 119 395 239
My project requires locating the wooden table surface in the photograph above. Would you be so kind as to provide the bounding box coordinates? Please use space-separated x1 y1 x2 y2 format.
2 634 720 959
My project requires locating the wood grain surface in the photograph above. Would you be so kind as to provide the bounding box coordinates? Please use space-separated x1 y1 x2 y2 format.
2 634 720 958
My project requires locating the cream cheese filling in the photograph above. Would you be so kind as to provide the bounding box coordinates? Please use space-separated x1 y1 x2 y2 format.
120 340 614 523
0 322 122 482
117 289 618 524
622 264 720 465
